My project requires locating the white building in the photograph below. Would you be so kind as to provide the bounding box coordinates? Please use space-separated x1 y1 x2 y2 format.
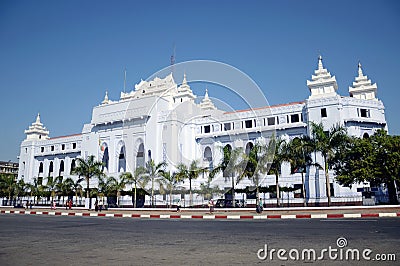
17 56 387 206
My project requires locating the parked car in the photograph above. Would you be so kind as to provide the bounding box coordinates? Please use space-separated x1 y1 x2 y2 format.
215 199 246 208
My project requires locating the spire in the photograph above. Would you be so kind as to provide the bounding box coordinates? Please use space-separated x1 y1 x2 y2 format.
182 72 187 86
24 114 49 140
358 62 364 77
36 113 41 124
175 73 196 102
199 88 216 110
318 55 323 70
306 55 338 99
349 62 377 100
102 91 110 105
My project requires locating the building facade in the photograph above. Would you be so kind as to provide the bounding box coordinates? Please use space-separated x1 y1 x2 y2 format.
0 161 19 178
17 57 387 206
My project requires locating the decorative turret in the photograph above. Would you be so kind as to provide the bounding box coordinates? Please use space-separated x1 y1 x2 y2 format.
24 113 49 140
349 62 377 100
174 73 196 103
307 55 338 99
199 89 217 110
101 91 110 105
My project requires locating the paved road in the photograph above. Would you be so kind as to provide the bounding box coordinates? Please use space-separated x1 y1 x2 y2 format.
0 215 399 265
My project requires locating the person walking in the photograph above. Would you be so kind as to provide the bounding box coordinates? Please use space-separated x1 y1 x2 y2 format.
99 200 103 212
68 199 72 210
94 199 98 212
208 199 214 214
256 198 263 214
176 199 181 212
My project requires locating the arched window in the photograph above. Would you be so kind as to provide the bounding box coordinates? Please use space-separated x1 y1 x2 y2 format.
102 147 109 173
59 160 64 176
136 143 145 168
49 161 54 175
70 159 76 174
363 132 369 139
118 146 126 172
39 162 44 174
204 146 213 170
245 142 254 155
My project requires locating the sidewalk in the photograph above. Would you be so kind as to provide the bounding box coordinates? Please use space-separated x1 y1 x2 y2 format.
1 205 400 220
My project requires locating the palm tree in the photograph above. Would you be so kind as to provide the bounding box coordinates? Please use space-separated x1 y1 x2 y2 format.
245 142 275 207
310 122 348 207
120 167 147 208
288 136 315 206
15 179 27 203
46 176 62 205
72 155 104 209
71 177 83 206
159 171 178 208
268 138 291 207
106 176 126 207
210 146 247 206
176 160 207 207
144 159 167 207
57 178 74 206
1 174 16 205
26 177 43 205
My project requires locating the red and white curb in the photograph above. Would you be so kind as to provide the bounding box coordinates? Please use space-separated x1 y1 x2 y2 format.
1 210 400 220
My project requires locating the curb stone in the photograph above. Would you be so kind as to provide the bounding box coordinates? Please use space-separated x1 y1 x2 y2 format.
1 210 399 220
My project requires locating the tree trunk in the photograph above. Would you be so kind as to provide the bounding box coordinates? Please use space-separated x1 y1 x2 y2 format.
301 172 307 207
86 177 91 210
324 158 331 207
231 174 235 207
189 178 192 207
134 183 137 208
169 189 172 208
151 176 155 207
387 179 399 205
276 174 280 207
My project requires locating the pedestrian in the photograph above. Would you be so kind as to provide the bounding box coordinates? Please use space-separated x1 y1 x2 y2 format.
176 199 181 212
208 199 214 214
94 199 98 212
256 198 263 214
29 200 33 209
65 199 68 210
68 199 72 210
52 200 56 210
99 200 103 212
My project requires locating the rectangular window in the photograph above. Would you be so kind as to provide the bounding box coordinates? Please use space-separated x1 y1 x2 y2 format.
41 147 44 153
245 120 253 128
321 108 327 118
267 117 275 126
360 108 370 118
291 114 300 123
61 144 65 150
204 125 211 133
223 123 231 131
51 145 54 151
321 108 327 117
72 143 77 149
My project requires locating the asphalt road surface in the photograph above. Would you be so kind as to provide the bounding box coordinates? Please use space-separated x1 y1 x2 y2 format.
0 215 399 265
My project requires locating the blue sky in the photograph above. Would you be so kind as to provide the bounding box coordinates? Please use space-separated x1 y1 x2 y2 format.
0 0 399 161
